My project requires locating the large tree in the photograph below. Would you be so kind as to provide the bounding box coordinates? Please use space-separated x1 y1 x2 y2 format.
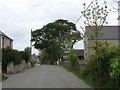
32 19 81 63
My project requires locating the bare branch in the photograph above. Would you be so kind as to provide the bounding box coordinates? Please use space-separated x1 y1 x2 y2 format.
75 0 94 24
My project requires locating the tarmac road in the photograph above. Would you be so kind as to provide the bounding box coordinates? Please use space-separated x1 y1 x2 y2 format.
2 65 91 88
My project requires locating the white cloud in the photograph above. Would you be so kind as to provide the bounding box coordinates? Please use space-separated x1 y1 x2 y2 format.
0 0 31 12
0 0 118 55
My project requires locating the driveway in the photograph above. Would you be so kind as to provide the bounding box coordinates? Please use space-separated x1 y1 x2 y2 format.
2 65 91 88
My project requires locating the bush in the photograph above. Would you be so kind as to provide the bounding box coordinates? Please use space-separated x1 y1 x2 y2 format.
2 48 22 73
89 46 119 79
39 50 48 64
67 49 79 70
110 56 120 86
79 65 91 77
19 51 30 63
88 45 120 87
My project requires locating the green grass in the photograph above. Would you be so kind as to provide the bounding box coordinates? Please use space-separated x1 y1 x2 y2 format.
64 63 98 87
64 63 120 89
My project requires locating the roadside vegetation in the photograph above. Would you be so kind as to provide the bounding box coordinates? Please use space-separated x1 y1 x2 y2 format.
31 0 120 88
65 45 120 88
65 0 120 89
2 47 31 73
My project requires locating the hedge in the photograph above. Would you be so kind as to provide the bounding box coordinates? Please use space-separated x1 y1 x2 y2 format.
2 48 30 73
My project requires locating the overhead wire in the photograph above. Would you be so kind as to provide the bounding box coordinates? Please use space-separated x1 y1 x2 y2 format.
75 0 94 24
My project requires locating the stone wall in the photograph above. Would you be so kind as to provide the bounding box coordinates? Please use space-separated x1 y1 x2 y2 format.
7 62 13 74
25 62 31 69
7 60 31 74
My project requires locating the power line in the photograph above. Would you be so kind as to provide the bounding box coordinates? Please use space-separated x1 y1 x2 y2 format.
75 0 94 24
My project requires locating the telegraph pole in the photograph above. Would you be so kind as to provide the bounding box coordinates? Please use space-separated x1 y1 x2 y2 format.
30 29 32 61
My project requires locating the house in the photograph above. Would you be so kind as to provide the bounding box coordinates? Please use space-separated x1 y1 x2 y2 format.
73 49 84 60
31 54 39 62
63 49 84 60
0 31 13 49
84 26 120 60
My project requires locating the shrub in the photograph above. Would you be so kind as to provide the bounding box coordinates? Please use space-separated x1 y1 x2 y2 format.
88 45 120 87
12 50 22 65
2 48 22 73
79 65 91 77
39 50 48 64
89 45 119 79
2 48 13 72
67 49 79 70
110 56 120 86
19 51 30 63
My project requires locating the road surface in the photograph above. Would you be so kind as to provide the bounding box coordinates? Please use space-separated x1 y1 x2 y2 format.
2 65 91 88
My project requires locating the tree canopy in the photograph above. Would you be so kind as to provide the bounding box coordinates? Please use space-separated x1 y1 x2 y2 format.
32 19 82 63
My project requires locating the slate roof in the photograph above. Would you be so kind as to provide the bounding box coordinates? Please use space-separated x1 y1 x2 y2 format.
73 49 84 56
85 26 120 40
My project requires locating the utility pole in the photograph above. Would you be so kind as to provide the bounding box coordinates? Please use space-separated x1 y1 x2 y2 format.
30 29 32 61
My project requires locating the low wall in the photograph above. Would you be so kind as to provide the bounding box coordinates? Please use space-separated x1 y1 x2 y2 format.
7 60 31 74
25 62 31 69
7 62 13 74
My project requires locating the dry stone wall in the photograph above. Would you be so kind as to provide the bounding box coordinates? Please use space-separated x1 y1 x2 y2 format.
7 60 32 74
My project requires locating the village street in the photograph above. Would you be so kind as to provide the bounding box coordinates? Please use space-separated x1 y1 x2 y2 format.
2 65 91 88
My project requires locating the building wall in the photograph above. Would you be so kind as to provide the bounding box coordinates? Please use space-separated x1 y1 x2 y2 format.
0 34 2 48
84 32 89 60
84 39 119 60
2 36 13 48
84 26 119 60
0 34 1 64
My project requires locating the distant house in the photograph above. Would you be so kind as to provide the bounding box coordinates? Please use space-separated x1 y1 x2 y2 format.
84 26 120 60
63 49 84 60
31 54 39 62
73 49 84 60
0 31 13 49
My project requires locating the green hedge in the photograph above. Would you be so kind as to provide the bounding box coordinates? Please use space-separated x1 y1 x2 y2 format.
19 51 30 63
2 48 22 73
2 48 30 73
64 46 120 88
110 56 120 86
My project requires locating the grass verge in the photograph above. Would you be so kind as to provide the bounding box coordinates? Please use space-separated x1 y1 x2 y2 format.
64 63 120 90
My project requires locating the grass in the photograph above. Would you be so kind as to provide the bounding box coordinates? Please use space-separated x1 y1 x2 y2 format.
64 63 120 90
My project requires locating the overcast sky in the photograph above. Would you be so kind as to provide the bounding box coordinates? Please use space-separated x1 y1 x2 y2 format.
0 0 118 54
